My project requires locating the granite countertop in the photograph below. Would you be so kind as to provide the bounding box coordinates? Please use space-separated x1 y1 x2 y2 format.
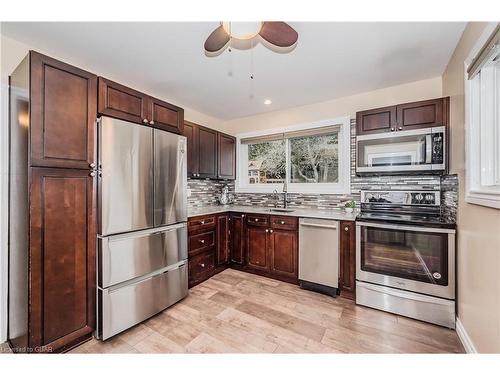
187 204 358 221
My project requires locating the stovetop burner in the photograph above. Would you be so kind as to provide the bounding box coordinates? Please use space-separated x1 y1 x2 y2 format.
357 190 456 229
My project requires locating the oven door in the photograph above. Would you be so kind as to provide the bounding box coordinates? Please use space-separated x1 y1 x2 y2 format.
356 126 445 173
356 221 455 299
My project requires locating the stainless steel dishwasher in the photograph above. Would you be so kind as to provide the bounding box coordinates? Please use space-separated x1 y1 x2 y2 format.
299 218 339 296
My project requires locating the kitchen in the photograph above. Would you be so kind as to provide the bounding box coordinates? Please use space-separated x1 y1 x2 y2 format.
1 6 500 370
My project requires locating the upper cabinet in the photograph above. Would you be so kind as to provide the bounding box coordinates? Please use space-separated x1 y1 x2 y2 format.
30 51 97 169
183 121 236 180
356 97 449 136
98 77 184 134
217 132 236 180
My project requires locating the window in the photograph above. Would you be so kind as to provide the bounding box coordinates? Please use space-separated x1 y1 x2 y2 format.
236 117 351 194
465 23 500 209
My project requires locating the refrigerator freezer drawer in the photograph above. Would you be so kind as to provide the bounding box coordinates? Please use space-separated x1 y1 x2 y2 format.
98 223 187 288
98 261 188 340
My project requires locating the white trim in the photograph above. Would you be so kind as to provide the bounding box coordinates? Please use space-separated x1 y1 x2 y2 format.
235 116 351 194
456 317 478 354
464 22 500 210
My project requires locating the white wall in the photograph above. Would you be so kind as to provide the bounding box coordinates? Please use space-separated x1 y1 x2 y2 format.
442 22 500 353
218 77 443 135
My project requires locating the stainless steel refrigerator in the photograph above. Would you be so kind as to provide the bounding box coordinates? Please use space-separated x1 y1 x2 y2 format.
96 116 188 340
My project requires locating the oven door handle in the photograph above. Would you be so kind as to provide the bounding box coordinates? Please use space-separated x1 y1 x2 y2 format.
355 221 455 234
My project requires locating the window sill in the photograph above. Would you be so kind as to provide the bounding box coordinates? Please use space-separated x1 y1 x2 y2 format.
235 185 351 195
465 192 500 209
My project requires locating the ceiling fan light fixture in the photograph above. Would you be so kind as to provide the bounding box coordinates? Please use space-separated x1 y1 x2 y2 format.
222 22 263 40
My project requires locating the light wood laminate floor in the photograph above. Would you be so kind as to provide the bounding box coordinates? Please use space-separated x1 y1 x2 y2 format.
71 269 464 354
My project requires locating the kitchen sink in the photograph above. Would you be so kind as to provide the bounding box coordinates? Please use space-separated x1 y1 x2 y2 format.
269 208 295 213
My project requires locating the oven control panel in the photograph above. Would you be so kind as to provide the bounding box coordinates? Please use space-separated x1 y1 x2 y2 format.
361 190 440 206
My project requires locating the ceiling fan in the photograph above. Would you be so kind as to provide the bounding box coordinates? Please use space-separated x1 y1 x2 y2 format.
204 22 298 56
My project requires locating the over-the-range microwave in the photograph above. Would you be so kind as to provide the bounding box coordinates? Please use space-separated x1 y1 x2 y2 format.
356 126 446 175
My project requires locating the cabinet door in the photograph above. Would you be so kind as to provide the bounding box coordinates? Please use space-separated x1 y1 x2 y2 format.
230 213 245 265
198 125 218 178
269 229 298 279
356 105 397 135
396 97 447 131
246 226 270 272
339 221 356 299
216 214 229 265
98 77 149 125
149 96 184 134
30 51 97 169
30 167 96 351
183 121 199 177
217 132 236 180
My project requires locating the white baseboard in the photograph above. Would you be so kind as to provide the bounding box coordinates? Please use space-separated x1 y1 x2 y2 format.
456 317 477 353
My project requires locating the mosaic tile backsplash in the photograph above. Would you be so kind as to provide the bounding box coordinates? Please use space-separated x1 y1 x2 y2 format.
187 120 458 221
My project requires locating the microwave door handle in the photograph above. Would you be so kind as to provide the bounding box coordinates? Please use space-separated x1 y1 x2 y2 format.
425 134 432 163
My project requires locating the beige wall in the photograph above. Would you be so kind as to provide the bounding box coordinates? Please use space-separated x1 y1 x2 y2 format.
442 22 500 353
218 77 442 135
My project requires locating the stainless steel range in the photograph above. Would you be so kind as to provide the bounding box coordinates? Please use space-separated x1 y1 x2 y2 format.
355 190 456 328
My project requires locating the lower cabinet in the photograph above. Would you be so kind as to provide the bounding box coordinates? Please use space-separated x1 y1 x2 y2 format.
216 214 229 265
246 225 270 272
269 229 298 279
339 220 356 299
229 213 246 265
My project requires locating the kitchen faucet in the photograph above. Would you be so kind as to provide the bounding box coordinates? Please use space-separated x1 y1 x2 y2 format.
282 179 291 208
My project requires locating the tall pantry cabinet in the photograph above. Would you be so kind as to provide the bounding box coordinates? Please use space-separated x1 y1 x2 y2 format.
8 51 97 352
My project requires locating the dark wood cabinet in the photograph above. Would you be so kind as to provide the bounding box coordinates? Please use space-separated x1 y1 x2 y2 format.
198 125 218 178
217 132 236 179
230 213 246 265
183 121 199 177
356 97 449 135
269 229 298 279
339 221 356 299
356 105 396 135
30 168 96 351
149 96 184 134
9 51 97 353
246 225 270 272
216 214 230 265
182 121 236 180
98 77 149 125
30 51 97 169
98 77 184 134
397 98 448 131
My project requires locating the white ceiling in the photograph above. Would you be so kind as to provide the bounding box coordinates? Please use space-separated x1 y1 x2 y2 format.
2 22 466 120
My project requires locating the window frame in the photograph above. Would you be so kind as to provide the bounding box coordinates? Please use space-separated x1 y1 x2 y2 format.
235 116 351 194
464 22 500 209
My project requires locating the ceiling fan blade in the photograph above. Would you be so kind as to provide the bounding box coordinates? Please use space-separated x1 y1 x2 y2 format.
259 22 298 47
204 25 230 53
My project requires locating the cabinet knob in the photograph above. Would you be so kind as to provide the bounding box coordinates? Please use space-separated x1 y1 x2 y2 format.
265 229 269 233
345 226 349 231
398 126 403 130
199 239 205 244
269 229 273 233
200 220 205 224
89 172 96 177
89 163 96 168
390 128 395 131
200 263 205 268
242 214 245 218
143 118 148 123
280 221 285 225
254 218 259 222
149 120 155 125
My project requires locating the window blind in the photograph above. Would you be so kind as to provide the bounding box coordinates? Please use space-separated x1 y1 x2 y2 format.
240 125 341 145
467 24 500 80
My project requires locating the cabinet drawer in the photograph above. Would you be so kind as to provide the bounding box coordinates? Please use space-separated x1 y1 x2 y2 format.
189 230 215 255
188 215 216 233
271 215 298 230
246 214 269 227
189 251 215 280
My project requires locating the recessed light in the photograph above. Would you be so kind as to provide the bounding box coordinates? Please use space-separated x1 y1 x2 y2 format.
264 99 272 105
